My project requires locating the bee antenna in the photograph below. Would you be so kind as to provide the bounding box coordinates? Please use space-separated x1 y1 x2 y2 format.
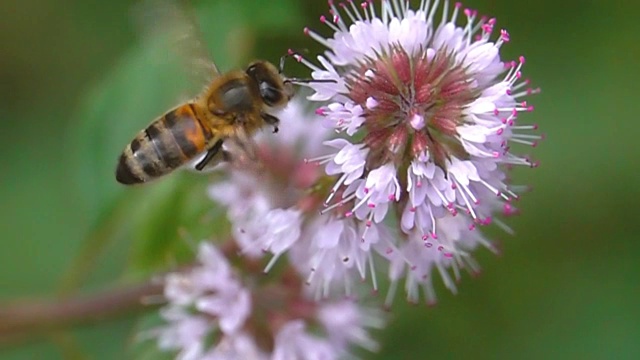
278 48 310 74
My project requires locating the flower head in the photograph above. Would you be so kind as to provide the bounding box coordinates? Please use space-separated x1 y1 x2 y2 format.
296 0 541 302
152 243 255 360
149 241 382 359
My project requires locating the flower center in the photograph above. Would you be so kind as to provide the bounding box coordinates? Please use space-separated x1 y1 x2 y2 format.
347 45 479 170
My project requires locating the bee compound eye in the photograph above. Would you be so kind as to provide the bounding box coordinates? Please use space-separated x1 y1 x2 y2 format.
260 81 282 106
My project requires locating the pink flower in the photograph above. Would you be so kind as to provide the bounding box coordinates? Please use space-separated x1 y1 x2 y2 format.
272 321 336 360
289 215 396 297
272 300 382 360
297 0 541 302
152 243 254 360
150 241 382 359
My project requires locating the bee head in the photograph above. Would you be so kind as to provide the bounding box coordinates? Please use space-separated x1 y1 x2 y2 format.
246 61 293 108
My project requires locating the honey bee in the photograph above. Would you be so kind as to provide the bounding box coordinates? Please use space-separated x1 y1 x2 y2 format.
115 1 328 185
116 60 296 185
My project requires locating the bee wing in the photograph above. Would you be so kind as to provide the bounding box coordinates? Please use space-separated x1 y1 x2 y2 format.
132 0 220 90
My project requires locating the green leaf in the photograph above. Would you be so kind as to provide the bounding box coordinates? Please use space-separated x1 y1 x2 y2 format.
196 0 305 67
70 41 195 225
126 174 230 276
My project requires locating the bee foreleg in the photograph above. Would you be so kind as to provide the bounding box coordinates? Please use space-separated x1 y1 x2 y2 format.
195 139 223 171
261 112 280 133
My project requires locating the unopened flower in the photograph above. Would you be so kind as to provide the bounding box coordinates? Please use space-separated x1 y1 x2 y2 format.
149 241 382 359
296 0 541 303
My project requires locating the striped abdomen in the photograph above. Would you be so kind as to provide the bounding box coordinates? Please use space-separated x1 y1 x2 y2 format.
116 104 213 185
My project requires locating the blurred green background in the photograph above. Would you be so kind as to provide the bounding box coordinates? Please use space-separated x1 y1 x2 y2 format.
1 0 638 359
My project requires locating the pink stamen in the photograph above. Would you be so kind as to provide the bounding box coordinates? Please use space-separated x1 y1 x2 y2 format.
500 29 510 42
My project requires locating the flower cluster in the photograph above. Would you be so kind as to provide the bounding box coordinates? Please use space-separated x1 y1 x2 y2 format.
152 243 253 359
209 0 539 303
150 243 381 360
150 0 542 357
298 0 541 303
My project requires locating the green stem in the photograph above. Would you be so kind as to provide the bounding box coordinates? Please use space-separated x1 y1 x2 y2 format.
0 279 163 348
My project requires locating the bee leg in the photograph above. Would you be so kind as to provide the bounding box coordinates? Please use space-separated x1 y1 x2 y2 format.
261 112 280 133
195 139 223 171
222 150 233 162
